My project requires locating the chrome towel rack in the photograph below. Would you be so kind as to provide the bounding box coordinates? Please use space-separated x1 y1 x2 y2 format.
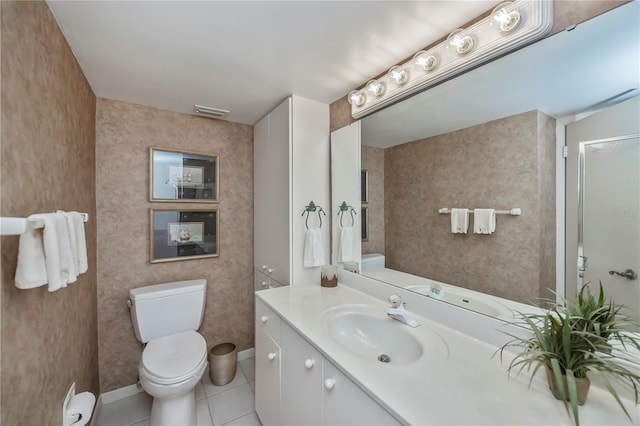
0 212 90 236
438 208 521 216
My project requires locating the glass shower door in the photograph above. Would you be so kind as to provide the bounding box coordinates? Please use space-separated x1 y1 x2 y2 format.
579 134 639 321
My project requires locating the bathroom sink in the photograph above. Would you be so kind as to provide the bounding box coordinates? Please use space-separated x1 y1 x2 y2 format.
322 305 448 364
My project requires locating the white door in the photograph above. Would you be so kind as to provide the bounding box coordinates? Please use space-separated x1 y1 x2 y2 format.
565 96 639 321
579 135 639 318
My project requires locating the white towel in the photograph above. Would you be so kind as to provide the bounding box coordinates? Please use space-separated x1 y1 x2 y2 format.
14 213 76 292
473 209 496 234
450 208 469 234
303 228 325 268
64 211 88 274
338 226 354 262
15 216 48 289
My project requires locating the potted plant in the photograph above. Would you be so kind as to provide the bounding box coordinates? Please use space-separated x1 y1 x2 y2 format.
498 283 640 426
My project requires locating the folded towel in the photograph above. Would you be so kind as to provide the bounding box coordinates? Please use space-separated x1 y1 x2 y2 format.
338 226 354 262
64 211 88 274
450 208 469 234
14 213 77 292
303 228 325 268
473 209 496 234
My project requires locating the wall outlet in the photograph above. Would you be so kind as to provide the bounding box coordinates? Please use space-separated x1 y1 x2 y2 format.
62 382 76 426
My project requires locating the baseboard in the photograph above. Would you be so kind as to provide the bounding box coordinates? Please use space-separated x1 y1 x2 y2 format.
100 383 143 405
90 394 102 426
237 347 255 361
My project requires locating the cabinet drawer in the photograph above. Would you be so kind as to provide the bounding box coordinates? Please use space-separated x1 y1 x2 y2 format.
256 298 281 344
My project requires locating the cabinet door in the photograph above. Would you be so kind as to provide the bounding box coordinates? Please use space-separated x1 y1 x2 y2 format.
254 114 270 271
267 98 291 286
281 323 322 425
254 269 270 292
255 325 281 426
322 361 400 426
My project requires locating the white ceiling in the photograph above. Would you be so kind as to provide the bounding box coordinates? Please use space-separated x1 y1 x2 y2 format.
46 0 500 125
362 1 640 148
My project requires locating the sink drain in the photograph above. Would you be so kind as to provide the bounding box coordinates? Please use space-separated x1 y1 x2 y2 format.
378 354 391 363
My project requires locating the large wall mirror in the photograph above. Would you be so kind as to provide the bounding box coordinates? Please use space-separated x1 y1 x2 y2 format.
331 2 639 320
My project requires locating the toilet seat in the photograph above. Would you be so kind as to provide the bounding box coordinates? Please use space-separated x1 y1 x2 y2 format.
142 330 207 385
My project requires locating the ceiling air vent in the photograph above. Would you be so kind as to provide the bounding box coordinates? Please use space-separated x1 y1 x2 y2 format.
194 105 229 118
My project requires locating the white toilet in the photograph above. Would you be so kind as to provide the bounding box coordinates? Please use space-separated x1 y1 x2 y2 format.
361 253 385 273
128 279 208 426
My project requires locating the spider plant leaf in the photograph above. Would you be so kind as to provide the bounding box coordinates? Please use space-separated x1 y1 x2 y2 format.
565 369 580 426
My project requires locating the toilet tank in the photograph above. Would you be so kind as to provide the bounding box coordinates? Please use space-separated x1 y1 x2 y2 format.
129 279 206 343
361 253 385 273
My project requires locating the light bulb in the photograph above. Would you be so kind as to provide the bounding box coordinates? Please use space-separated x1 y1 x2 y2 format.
348 90 366 107
448 29 474 55
413 51 438 72
388 66 409 85
492 2 521 32
366 79 386 97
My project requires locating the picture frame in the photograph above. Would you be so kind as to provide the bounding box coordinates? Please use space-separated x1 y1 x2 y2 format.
150 209 219 263
361 207 368 241
361 170 369 204
150 147 219 202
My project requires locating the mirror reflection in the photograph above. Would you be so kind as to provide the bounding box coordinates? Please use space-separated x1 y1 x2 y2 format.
332 2 640 319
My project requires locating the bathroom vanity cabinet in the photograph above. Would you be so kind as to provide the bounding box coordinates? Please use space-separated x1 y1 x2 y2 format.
255 298 399 425
253 96 330 292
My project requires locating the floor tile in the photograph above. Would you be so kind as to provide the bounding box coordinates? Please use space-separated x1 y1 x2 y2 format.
207 383 255 426
238 358 255 383
196 398 214 426
96 392 152 426
223 411 262 426
203 362 248 397
195 380 206 401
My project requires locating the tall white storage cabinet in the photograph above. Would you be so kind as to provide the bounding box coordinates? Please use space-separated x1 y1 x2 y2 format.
253 96 330 291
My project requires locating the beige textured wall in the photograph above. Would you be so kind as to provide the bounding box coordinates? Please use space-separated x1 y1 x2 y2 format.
0 2 99 424
96 99 254 392
328 1 627 131
384 111 555 304
361 146 384 255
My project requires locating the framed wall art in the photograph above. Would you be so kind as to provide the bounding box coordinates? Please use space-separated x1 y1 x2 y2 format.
361 207 368 241
150 147 219 202
150 209 219 263
361 169 369 204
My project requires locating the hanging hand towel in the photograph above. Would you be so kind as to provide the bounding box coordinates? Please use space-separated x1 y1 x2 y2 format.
450 209 469 234
338 226 354 262
15 213 77 292
14 215 48 289
64 211 88 274
303 228 325 268
473 209 496 234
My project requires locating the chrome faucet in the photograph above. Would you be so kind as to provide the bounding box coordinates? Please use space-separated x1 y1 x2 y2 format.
386 295 420 328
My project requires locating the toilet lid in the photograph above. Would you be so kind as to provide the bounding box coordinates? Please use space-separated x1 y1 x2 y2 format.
142 330 207 380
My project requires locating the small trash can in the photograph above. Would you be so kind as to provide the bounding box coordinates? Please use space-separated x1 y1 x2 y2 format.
208 343 237 386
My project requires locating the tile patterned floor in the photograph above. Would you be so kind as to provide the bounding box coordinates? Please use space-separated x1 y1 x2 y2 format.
96 357 261 426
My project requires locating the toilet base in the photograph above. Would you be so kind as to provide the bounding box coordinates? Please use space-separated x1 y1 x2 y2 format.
149 389 196 426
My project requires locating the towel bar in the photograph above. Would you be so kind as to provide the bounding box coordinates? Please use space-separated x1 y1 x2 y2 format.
438 208 521 216
0 212 89 236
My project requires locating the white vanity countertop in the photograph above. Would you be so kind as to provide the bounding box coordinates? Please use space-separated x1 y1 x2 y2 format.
256 284 639 426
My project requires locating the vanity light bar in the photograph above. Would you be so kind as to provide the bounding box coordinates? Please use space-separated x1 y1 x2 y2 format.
349 0 553 119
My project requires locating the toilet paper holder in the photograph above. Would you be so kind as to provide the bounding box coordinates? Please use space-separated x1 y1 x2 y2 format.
63 383 96 426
